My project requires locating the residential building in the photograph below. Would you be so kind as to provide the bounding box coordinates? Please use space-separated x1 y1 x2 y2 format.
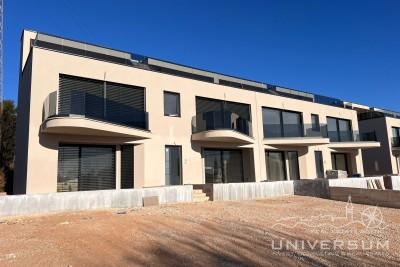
14 30 380 194
358 108 400 176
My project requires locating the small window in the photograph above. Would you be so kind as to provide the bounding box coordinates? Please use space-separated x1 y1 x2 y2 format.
311 114 320 131
164 91 180 117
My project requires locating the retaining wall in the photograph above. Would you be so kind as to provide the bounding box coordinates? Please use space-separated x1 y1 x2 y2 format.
212 181 294 201
205 176 400 201
330 187 400 208
0 185 193 217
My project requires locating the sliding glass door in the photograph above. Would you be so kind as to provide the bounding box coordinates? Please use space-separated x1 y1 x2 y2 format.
327 117 352 142
204 149 244 183
265 151 300 181
331 153 349 173
262 107 303 138
266 151 286 181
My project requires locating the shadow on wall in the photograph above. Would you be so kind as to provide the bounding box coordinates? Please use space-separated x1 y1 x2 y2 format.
293 179 330 198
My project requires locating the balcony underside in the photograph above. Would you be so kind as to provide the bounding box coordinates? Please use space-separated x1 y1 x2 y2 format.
328 141 380 150
263 137 330 146
41 117 151 139
191 130 254 144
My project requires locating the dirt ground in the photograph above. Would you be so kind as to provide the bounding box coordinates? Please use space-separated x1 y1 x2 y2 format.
0 195 400 267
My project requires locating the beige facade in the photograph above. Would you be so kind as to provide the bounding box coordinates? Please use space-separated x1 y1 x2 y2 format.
14 30 381 194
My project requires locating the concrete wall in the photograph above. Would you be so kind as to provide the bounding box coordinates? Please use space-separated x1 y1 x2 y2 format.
208 177 400 201
330 187 400 208
17 30 368 194
0 185 193 217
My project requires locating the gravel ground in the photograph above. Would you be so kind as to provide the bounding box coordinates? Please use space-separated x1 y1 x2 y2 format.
0 195 400 266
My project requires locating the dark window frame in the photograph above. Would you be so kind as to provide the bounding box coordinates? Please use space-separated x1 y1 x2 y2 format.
262 107 304 138
327 116 353 142
164 91 181 117
311 114 320 131
331 153 349 174
203 148 244 184
165 145 183 185
265 150 300 181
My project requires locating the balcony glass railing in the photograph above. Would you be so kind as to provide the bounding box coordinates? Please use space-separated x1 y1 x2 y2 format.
263 123 377 143
328 130 377 142
263 124 327 139
392 137 400 147
192 111 252 137
43 91 149 130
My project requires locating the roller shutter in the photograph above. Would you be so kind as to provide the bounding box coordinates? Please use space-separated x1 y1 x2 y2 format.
57 145 116 192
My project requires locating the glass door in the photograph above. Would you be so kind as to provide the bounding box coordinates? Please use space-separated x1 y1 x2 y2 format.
165 146 182 185
331 153 349 173
204 149 244 183
266 151 286 181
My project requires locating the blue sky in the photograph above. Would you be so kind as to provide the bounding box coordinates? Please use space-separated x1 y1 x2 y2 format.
4 0 400 111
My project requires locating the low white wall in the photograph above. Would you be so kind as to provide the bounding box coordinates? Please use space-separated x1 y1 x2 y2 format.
327 176 384 189
212 181 294 201
0 185 193 217
390 176 400 190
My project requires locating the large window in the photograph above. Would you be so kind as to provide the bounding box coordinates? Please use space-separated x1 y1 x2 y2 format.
59 74 147 129
164 91 181 117
194 97 251 135
263 108 303 138
165 146 182 185
265 151 300 181
327 117 352 142
57 145 116 192
204 149 244 183
331 153 349 174
392 127 400 147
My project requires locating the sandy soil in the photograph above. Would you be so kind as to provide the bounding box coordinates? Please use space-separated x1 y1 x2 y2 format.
0 195 400 266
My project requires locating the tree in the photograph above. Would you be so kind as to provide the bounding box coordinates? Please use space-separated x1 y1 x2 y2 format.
0 100 17 192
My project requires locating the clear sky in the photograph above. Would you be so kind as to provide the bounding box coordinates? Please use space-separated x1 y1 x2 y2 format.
4 0 400 111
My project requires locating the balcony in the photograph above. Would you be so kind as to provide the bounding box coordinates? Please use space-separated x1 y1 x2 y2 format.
41 91 151 139
191 111 254 144
327 130 380 149
263 124 330 146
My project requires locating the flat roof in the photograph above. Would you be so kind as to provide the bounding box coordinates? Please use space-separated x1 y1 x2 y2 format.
26 29 400 117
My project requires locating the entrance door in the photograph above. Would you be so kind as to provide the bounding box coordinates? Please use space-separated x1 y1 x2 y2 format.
165 146 182 185
331 153 349 173
315 151 325 178
204 149 244 183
